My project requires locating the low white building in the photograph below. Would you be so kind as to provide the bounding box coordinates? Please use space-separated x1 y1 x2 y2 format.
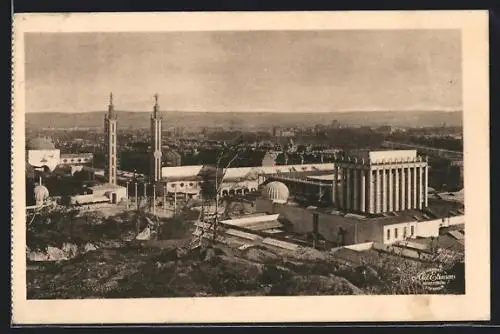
70 183 127 206
382 215 465 244
90 183 127 204
161 163 335 197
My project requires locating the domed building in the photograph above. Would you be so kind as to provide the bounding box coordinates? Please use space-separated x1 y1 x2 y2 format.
26 136 60 172
261 181 290 203
34 183 49 206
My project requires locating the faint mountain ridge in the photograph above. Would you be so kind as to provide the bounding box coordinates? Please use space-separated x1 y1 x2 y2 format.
26 110 463 130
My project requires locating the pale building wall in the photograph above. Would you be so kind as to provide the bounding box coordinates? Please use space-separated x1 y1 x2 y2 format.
110 186 127 203
91 185 127 204
255 198 359 245
382 221 418 245
447 215 465 226
343 242 374 251
415 219 441 238
162 165 205 179
28 149 61 172
165 180 202 194
368 150 417 162
349 149 417 162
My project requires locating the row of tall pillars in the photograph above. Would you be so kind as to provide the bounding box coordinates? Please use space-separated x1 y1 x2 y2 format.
388 169 393 212
332 167 337 205
394 168 400 211
407 167 412 209
340 168 345 209
135 182 138 210
353 169 359 212
399 168 406 211
370 165 427 214
368 169 374 213
412 167 417 208
375 169 381 213
382 169 387 212
424 165 429 207
333 164 427 214
345 169 351 211
360 171 366 213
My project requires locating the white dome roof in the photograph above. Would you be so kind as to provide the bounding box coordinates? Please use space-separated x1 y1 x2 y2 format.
261 181 289 202
34 184 49 203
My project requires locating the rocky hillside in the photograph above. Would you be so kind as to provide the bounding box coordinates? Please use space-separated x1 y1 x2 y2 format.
26 209 464 299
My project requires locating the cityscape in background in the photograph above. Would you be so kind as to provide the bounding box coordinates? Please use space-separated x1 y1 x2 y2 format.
26 97 465 298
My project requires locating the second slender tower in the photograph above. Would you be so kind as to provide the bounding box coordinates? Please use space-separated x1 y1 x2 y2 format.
150 94 162 182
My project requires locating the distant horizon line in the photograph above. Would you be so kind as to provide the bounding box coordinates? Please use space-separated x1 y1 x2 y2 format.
26 109 463 114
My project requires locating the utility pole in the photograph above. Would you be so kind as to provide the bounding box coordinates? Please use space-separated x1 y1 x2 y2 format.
173 185 177 216
200 191 204 221
163 183 167 214
153 183 156 215
214 163 219 243
126 181 129 209
135 181 138 210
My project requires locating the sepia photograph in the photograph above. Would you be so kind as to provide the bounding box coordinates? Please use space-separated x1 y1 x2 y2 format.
11 11 490 324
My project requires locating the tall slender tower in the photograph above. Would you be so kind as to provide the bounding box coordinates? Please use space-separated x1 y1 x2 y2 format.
104 92 118 185
150 94 163 182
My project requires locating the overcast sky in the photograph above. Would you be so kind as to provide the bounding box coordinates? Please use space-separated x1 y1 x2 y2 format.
25 30 462 113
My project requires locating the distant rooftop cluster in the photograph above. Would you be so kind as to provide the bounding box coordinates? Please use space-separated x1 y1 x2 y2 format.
27 136 56 150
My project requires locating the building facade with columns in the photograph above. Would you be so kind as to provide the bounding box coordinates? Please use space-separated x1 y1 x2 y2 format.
104 93 118 185
332 150 428 214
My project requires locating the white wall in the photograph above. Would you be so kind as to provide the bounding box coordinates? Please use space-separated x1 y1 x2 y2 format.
91 186 127 203
371 215 464 244
166 180 202 194
446 215 465 226
369 150 417 162
343 242 374 251
415 219 441 238
383 221 418 244
165 179 259 196
112 186 127 203
162 165 205 179
28 149 61 172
